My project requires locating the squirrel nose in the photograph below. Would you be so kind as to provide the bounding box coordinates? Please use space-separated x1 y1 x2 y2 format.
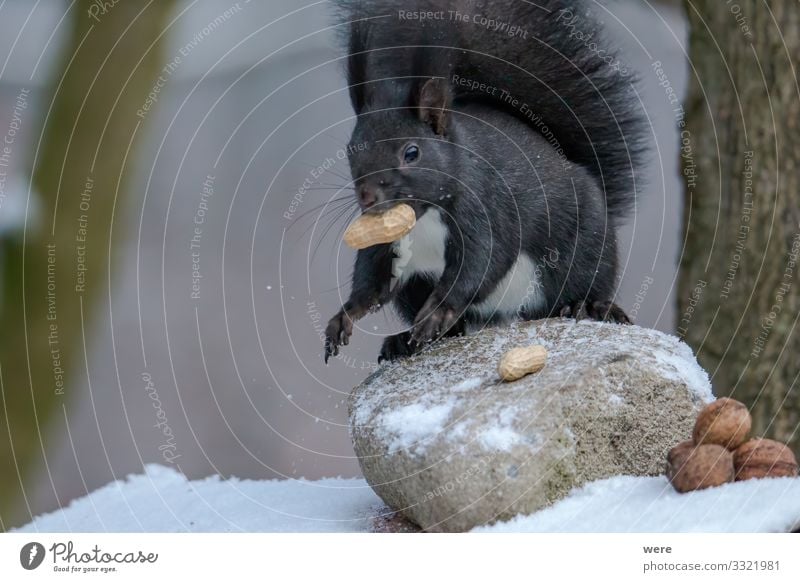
357 184 380 209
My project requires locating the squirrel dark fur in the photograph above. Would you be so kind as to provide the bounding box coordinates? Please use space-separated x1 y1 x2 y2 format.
324 0 648 363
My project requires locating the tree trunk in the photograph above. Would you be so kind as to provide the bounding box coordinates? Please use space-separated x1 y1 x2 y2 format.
0 0 175 529
680 1 800 452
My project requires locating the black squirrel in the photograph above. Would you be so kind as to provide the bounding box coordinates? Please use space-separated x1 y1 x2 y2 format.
324 0 647 363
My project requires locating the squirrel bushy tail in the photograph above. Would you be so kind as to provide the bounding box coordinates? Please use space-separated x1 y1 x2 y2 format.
332 0 647 221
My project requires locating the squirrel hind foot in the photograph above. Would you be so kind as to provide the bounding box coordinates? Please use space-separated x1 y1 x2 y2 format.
560 300 631 325
378 331 417 363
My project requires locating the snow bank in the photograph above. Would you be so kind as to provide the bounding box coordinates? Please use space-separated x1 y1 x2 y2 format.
474 475 800 533
17 465 800 533
17 465 381 533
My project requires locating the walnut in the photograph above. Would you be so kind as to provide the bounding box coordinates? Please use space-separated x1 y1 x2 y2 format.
733 438 799 481
667 443 735 493
693 397 751 450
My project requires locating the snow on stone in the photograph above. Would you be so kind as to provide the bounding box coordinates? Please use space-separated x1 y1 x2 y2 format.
646 340 713 401
489 334 512 353
375 376 525 454
479 426 522 450
447 420 471 441
607 393 624 407
478 407 523 451
380 397 456 454
613 323 711 401
17 465 381 533
524 320 713 403
450 377 483 392
474 475 800 533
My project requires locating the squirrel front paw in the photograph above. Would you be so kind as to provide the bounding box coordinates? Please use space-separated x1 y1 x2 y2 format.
410 303 460 346
324 310 355 363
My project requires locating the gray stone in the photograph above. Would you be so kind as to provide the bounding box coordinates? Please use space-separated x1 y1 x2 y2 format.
349 319 714 532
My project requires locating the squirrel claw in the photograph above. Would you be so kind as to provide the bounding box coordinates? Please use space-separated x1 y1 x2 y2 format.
560 300 631 324
560 301 588 321
324 309 354 364
592 301 631 324
323 339 338 364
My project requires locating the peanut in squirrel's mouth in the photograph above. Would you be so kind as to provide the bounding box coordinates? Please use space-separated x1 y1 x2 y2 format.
361 200 408 216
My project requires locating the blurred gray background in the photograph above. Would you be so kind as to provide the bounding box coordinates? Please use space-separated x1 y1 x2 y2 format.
0 0 688 518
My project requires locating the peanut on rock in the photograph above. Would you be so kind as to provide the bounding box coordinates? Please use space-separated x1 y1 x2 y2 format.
692 397 752 450
343 203 416 250
498 345 547 382
667 443 735 493
733 438 799 481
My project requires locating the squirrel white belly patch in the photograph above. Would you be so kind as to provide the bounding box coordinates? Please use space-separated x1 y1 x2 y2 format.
391 208 545 316
392 209 447 283
470 254 546 318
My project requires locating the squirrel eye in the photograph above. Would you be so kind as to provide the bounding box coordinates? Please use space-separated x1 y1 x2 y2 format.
403 144 420 164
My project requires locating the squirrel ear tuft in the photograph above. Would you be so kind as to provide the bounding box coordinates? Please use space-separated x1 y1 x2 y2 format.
417 78 451 135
